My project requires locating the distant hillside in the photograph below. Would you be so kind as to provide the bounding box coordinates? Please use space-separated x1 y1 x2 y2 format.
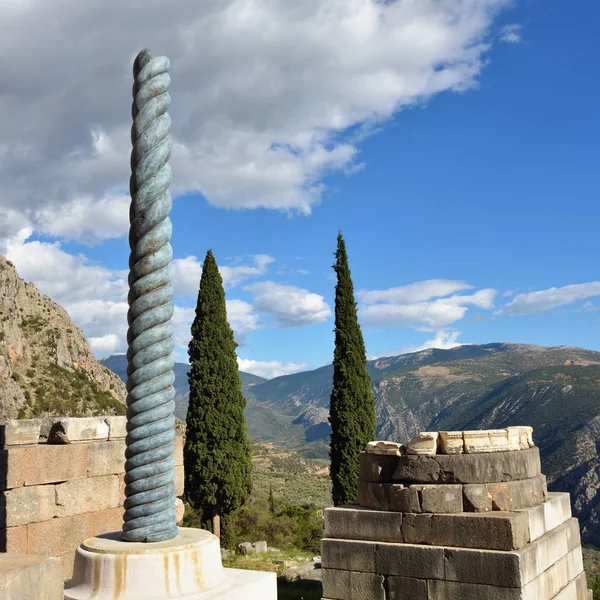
0 255 126 421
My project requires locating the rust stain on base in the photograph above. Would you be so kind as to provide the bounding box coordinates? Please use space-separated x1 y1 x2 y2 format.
90 556 102 599
163 554 171 597
113 554 127 599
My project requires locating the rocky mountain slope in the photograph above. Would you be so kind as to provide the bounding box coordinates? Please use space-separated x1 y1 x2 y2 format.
0 255 126 421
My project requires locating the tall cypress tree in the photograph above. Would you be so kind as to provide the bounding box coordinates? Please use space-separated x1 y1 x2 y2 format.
329 233 377 506
184 250 252 538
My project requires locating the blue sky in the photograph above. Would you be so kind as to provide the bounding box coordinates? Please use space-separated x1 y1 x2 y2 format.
1 0 599 377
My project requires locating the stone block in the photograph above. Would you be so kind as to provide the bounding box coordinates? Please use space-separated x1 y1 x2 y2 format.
27 512 95 556
376 541 444 579
2 484 56 526
439 431 464 455
406 432 438 455
414 483 463 513
544 492 571 532
0 419 41 447
118 472 126 503
390 485 420 513
321 538 377 573
484 476 547 511
402 511 530 551
91 506 125 537
463 430 495 454
322 568 385 600
104 416 127 439
0 554 64 600
175 433 184 466
324 505 403 543
55 475 120 517
393 446 541 484
566 516 581 552
357 479 391 511
175 464 185 496
534 520 568 575
527 550 572 600
87 440 125 477
489 429 510 451
463 483 493 512
366 441 404 456
507 427 522 451
360 451 399 483
253 541 268 553
386 576 428 600
0 444 88 489
58 549 76 582
176 497 185 524
48 417 109 444
237 542 254 555
0 524 28 553
428 580 522 599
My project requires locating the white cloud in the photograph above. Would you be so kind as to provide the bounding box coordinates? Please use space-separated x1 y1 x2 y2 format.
0 0 513 243
498 282 600 316
226 299 261 333
237 358 308 379
172 254 275 296
89 334 122 355
499 23 522 44
360 287 496 327
245 281 332 327
358 279 472 304
370 330 463 359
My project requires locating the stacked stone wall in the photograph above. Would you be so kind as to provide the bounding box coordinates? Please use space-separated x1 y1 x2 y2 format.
0 417 184 581
322 429 592 600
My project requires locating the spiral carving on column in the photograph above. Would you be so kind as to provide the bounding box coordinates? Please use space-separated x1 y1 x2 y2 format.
122 48 178 542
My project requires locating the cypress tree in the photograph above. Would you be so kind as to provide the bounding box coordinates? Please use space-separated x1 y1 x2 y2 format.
184 250 252 538
329 232 377 506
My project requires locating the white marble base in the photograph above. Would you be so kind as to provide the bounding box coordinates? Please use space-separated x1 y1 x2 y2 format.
63 528 277 600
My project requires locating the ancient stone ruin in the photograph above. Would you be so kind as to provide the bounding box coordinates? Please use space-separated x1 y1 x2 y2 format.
321 427 592 600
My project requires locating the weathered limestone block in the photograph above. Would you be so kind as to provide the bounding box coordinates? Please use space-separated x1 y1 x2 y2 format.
253 541 268 553
439 431 464 455
507 426 522 451
523 547 584 600
0 419 41 447
92 506 126 538
516 492 572 543
48 417 109 444
175 464 185 497
414 483 463 514
176 497 185 524
321 569 385 600
55 474 120 517
360 451 399 483
393 446 541 484
175 433 184 466
376 541 445 579
386 576 428 600
87 440 125 477
463 430 495 453
390 485 421 513
463 475 547 512
507 426 534 450
1 484 56 526
27 512 95 556
0 444 88 489
104 416 127 439
0 524 28 553
489 429 510 451
428 579 522 599
366 441 404 456
324 505 403 543
406 432 438 455
402 511 530 551
321 538 377 573
58 548 77 582
0 554 63 600
357 479 392 511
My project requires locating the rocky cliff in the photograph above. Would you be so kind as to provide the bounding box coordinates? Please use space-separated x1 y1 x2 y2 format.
0 254 126 421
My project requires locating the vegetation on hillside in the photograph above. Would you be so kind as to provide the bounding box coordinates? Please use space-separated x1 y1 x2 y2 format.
329 233 376 506
184 250 253 538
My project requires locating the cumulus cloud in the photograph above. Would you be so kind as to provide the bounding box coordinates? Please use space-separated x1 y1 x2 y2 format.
172 254 274 296
358 279 472 304
360 286 496 328
237 358 308 379
88 334 122 355
499 23 522 44
0 0 513 243
497 283 600 316
245 281 332 327
370 330 463 359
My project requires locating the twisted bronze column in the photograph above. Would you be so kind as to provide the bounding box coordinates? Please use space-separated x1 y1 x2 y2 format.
123 48 178 542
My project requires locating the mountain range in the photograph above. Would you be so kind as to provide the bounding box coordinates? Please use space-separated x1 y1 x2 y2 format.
103 342 600 545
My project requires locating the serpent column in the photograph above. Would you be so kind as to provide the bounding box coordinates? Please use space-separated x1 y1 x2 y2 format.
123 48 178 543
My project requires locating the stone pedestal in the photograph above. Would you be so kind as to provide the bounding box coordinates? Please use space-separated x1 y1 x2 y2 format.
64 528 276 600
323 441 592 599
